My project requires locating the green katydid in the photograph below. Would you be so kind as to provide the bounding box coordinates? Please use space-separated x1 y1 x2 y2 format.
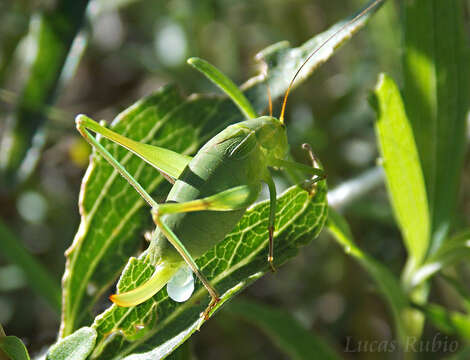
76 0 383 319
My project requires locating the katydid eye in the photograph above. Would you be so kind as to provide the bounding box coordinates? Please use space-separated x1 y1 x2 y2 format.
167 266 195 302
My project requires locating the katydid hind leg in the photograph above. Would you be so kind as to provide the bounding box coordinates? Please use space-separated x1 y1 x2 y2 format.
76 114 209 309
110 209 220 313
110 184 258 312
152 210 220 320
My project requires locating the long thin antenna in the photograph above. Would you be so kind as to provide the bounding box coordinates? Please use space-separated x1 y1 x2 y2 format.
279 0 383 124
267 84 273 117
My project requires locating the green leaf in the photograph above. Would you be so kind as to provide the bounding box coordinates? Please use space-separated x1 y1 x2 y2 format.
61 0 383 337
90 183 327 359
0 336 30 360
403 0 470 252
46 327 96 360
226 299 339 360
415 303 470 340
327 208 410 344
0 219 61 312
371 73 430 267
412 230 470 286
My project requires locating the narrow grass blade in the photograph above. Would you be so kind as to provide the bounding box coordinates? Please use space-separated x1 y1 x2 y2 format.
226 299 339 360
0 220 61 312
327 208 409 344
0 1 90 186
187 57 257 119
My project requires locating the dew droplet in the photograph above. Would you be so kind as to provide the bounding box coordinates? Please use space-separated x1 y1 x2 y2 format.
167 266 194 302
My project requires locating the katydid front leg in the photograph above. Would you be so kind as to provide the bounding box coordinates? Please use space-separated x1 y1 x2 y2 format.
76 115 192 184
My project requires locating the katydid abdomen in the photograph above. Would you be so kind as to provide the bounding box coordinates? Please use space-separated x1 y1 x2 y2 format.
152 122 265 260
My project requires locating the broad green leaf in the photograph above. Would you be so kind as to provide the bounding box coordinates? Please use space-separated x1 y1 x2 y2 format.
416 303 470 340
226 299 339 360
90 183 327 359
46 327 96 360
0 219 61 312
0 1 90 186
61 0 384 337
403 0 470 252
327 208 410 344
412 230 470 286
0 336 30 360
371 73 430 266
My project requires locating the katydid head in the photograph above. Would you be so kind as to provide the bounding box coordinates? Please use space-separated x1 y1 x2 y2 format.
243 116 288 161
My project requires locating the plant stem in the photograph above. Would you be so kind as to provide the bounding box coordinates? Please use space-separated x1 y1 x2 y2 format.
328 166 384 209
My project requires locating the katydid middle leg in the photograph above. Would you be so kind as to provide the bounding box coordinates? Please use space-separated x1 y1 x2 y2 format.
263 145 325 270
265 172 277 272
270 146 325 195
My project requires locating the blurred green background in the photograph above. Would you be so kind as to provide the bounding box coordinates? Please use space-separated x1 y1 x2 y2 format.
0 0 468 359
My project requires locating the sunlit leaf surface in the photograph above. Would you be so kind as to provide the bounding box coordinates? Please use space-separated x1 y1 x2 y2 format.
90 183 327 359
371 73 430 266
